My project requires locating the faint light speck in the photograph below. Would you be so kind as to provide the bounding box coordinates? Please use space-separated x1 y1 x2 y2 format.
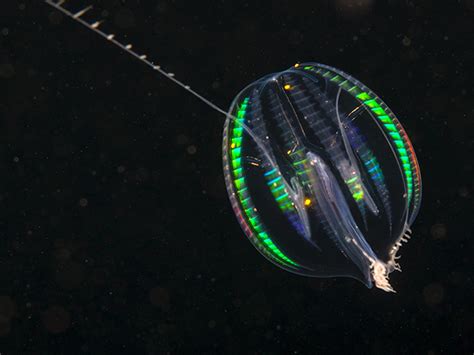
187 145 197 155
79 198 88 207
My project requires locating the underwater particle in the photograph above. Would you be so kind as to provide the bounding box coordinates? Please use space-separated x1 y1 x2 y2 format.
79 198 88 207
187 145 197 155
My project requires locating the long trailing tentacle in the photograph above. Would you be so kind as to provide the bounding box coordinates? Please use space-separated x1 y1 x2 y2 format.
45 0 230 117
45 0 293 183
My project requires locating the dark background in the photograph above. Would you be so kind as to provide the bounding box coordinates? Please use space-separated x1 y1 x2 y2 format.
1 0 472 354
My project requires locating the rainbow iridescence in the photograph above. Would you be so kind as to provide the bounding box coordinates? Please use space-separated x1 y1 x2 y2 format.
302 65 421 219
223 62 422 292
225 98 298 267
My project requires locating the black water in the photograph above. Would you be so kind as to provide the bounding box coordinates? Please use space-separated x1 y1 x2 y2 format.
1 1 472 354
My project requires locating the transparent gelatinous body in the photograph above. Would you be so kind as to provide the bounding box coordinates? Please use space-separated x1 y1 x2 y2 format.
222 63 421 292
